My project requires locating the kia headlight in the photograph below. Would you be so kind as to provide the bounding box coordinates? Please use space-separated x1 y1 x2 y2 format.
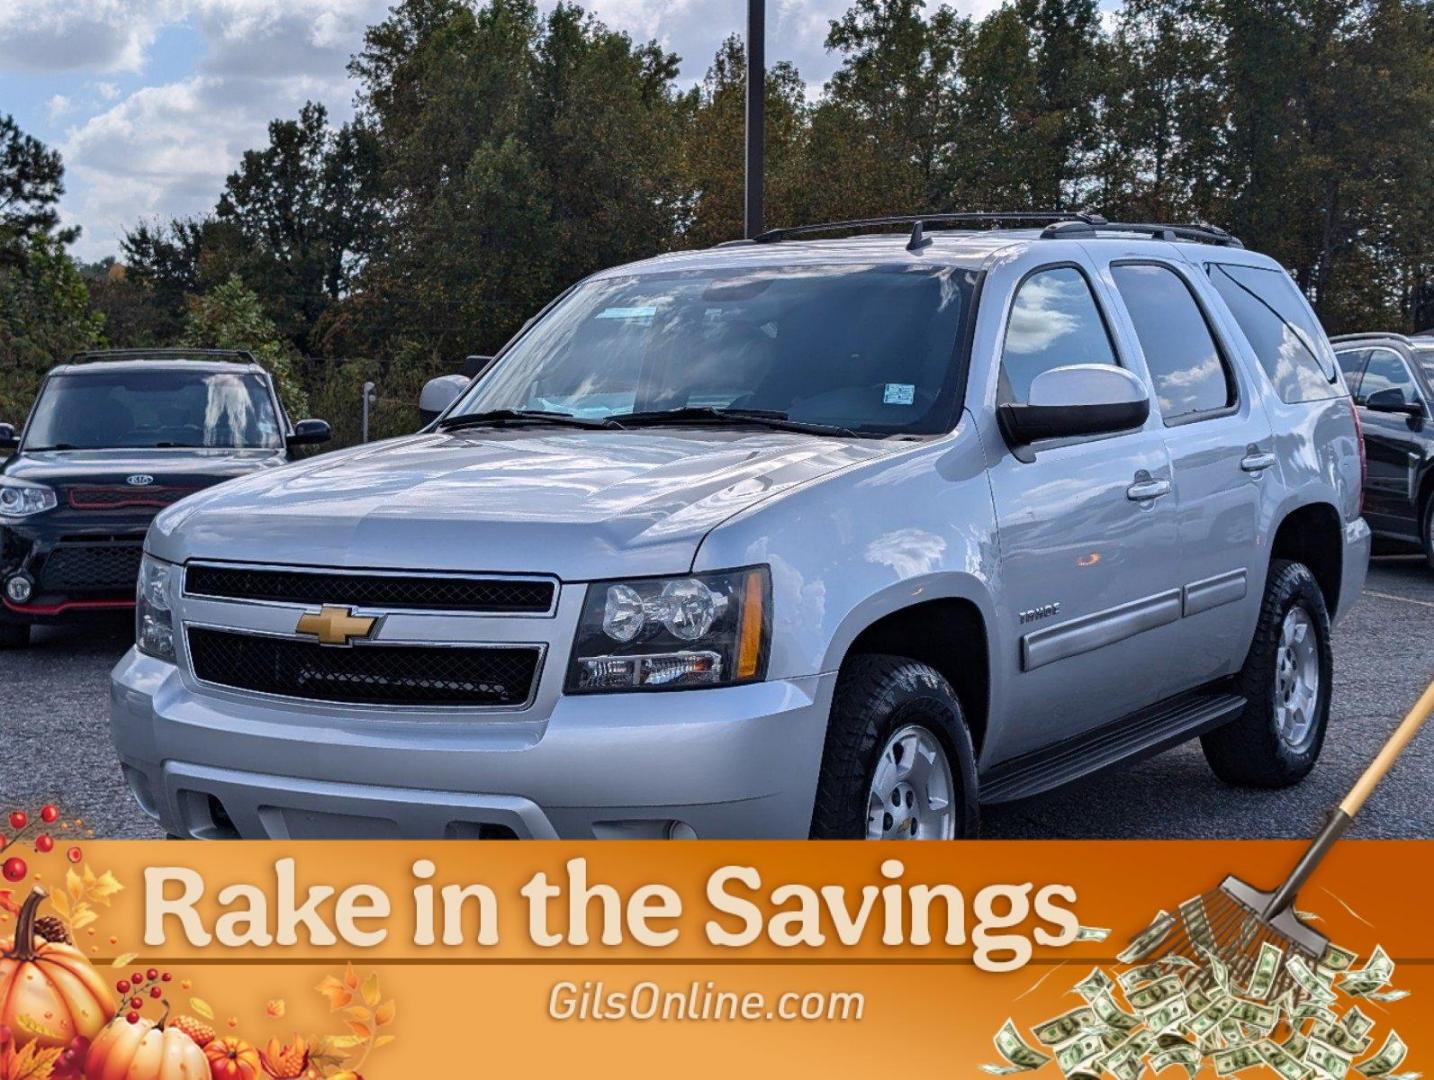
0 480 57 518
567 567 770 692
136 554 176 662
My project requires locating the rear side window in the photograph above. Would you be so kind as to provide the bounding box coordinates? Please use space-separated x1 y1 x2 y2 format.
1208 263 1340 403
999 266 1119 404
1358 348 1421 405
1335 349 1368 398
1111 263 1234 422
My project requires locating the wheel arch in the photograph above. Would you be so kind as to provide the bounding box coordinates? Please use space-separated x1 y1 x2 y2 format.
1268 500 1344 617
827 586 994 758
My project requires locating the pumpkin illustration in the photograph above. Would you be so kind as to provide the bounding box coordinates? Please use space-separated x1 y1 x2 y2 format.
204 1036 262 1080
85 1013 209 1080
0 887 115 1050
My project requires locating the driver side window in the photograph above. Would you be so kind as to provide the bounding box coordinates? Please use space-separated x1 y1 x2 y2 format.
999 266 1120 404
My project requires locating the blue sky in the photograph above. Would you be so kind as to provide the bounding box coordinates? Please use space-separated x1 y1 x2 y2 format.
0 0 1008 263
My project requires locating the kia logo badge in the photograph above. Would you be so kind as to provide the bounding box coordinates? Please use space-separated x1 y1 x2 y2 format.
126 474 155 487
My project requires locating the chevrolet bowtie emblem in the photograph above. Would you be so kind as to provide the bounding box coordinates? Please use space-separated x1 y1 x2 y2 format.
296 605 377 646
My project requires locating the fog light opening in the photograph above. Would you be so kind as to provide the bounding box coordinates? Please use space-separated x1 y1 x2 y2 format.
4 574 33 605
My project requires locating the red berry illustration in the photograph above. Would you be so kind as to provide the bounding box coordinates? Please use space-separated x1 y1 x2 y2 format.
129 997 143 1010
116 980 130 994
126 1012 140 1025
35 834 54 853
146 967 159 981
8 811 26 831
40 805 58 824
66 846 82 863
131 972 143 985
2 856 26 882
150 986 162 999
161 972 172 982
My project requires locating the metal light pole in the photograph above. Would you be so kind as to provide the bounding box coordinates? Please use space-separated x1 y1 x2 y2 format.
745 0 765 239
361 381 376 443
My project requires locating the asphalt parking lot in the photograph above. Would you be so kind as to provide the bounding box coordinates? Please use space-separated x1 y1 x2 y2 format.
1 557 1430 840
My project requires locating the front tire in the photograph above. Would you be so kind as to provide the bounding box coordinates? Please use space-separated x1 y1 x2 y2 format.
810 654 979 839
0 621 29 649
1201 560 1332 788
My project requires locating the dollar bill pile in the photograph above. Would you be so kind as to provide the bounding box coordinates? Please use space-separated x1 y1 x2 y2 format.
983 906 1416 1080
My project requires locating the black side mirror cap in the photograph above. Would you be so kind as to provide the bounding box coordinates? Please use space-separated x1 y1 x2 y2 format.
1363 388 1425 418
998 398 1150 446
462 354 495 378
288 418 332 447
0 424 17 451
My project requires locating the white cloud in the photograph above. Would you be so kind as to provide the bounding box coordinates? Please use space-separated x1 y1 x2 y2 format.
95 82 122 100
0 0 183 73
46 95 75 121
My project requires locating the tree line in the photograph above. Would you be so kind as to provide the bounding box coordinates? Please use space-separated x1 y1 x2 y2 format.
4 0 1433 441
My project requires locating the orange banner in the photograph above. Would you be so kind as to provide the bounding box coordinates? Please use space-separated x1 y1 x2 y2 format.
0 839 1428 1078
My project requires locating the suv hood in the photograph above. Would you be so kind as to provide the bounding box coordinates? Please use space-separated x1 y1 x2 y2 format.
149 428 897 578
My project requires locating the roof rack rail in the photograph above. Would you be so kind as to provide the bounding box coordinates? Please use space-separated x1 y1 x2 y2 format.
1040 219 1243 248
749 211 1105 245
1328 332 1413 346
64 347 259 364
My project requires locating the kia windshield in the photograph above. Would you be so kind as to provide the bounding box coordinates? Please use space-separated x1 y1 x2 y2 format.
24 369 283 451
449 263 979 436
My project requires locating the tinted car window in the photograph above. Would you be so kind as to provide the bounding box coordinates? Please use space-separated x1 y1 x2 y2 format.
1412 345 1434 387
1112 263 1233 421
1335 349 1369 398
1208 263 1340 403
1359 348 1420 404
999 266 1119 404
455 264 977 435
24 370 283 451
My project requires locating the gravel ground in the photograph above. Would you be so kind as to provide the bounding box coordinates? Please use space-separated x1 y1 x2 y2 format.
1 557 1431 840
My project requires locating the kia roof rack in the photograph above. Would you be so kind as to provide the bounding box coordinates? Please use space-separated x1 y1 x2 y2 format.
64 347 259 365
1039 219 1243 247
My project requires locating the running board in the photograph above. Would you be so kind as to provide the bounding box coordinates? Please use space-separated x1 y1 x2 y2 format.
978 687 1246 805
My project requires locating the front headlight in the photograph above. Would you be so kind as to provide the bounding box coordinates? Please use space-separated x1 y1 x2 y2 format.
0 481 57 518
567 567 770 693
136 554 176 662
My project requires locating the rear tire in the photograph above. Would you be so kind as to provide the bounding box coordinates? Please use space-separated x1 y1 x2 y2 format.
810 654 980 839
0 621 30 649
1201 560 1332 788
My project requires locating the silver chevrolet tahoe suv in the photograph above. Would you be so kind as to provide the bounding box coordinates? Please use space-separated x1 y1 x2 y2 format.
110 213 1371 840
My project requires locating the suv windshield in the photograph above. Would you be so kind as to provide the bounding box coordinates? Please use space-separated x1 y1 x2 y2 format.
449 263 978 436
24 368 283 451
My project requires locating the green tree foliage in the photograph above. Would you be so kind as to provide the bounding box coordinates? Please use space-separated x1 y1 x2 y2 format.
0 238 104 420
180 274 310 416
0 114 77 264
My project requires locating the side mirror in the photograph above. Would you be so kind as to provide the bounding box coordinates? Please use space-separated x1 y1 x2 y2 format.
462 354 495 379
1364 388 1425 418
0 424 17 451
420 375 469 426
998 364 1150 455
288 418 332 447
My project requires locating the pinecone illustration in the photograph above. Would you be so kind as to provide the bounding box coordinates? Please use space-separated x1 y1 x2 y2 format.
33 914 70 943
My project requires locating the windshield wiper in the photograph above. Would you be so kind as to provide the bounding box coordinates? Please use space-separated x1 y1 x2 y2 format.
437 409 620 432
616 407 859 437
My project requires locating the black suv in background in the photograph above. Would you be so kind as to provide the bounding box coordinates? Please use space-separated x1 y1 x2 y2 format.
1332 332 1434 567
0 349 330 647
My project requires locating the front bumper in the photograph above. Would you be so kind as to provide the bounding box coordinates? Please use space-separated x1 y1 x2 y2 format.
110 649 835 839
1 517 146 624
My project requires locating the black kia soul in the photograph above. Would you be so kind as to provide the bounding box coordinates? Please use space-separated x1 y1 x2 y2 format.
0 349 329 647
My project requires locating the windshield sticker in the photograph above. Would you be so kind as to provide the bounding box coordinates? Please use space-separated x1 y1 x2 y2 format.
883 383 916 406
596 306 656 321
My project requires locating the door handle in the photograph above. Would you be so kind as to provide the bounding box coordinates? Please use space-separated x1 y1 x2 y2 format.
1126 477 1172 502
1241 450 1277 473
